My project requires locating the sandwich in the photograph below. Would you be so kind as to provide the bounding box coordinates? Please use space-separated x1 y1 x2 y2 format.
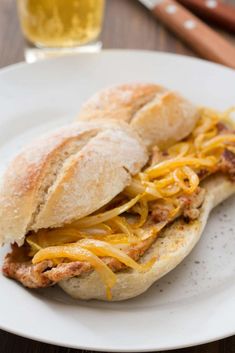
1 83 235 301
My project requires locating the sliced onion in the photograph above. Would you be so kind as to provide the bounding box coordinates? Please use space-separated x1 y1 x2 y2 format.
32 243 116 298
78 239 153 272
72 195 141 228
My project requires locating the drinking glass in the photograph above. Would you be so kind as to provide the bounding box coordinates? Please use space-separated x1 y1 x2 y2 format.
17 0 105 62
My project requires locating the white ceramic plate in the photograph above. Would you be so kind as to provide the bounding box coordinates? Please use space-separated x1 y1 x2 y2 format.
0 50 235 352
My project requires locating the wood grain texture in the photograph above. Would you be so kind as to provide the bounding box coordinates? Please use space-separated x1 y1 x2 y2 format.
0 0 235 351
152 0 235 67
177 0 235 32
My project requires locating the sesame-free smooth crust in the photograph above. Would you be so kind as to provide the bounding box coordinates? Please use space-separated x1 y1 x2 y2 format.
0 120 147 247
78 83 199 149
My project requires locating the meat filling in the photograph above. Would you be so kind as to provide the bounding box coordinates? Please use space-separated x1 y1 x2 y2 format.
3 130 235 289
3 235 155 288
219 149 235 181
150 187 205 223
2 245 53 288
3 187 206 288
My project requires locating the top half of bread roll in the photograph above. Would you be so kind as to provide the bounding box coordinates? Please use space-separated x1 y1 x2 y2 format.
0 120 147 247
77 83 199 149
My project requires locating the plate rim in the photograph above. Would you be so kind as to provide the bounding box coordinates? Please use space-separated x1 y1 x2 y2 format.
0 49 234 351
1 48 235 76
0 320 234 352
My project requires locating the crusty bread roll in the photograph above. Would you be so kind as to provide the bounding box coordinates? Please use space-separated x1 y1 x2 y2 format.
2 83 235 303
60 174 235 301
77 83 199 149
0 120 147 247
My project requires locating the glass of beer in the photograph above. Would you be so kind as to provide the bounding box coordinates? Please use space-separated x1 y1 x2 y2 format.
17 0 105 62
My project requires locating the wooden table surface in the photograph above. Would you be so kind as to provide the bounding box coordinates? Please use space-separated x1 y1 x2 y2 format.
0 0 235 352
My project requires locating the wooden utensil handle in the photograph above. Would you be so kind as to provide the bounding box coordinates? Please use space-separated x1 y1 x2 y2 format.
152 0 235 68
177 0 235 33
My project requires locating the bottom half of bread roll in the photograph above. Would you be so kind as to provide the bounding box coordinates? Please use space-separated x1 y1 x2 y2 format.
59 174 235 300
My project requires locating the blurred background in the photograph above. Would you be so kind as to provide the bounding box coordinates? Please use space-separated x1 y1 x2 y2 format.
0 0 234 68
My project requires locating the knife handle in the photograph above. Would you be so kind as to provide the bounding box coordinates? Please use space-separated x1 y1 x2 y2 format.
177 0 235 33
152 0 235 68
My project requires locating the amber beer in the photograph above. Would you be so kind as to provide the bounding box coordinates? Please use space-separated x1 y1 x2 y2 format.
17 0 105 48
